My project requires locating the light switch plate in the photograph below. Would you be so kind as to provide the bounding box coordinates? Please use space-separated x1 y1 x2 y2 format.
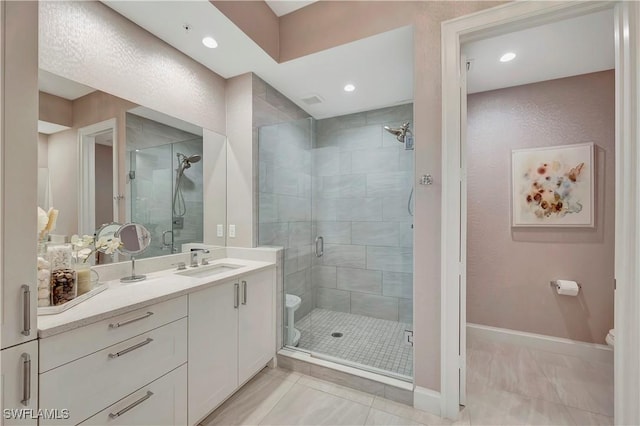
217 224 223 237
229 224 236 238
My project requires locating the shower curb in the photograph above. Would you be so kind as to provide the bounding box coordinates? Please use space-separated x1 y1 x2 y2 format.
276 349 414 406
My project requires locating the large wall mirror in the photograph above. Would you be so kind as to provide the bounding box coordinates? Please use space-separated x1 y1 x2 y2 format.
37 70 227 261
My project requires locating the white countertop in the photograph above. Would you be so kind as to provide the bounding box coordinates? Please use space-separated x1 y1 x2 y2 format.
37 258 275 338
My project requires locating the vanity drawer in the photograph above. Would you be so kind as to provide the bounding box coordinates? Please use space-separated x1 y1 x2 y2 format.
40 318 187 425
40 296 187 372
79 364 187 426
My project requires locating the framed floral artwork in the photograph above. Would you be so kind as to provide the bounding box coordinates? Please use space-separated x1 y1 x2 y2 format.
511 143 594 227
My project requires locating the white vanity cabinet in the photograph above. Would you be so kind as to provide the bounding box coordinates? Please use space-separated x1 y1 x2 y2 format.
39 297 188 425
188 267 275 425
0 341 38 426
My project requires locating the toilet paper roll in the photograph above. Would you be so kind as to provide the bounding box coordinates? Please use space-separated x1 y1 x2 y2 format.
555 280 580 296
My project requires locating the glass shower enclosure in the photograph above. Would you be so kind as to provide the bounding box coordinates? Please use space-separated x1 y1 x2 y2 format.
258 104 415 380
126 112 204 258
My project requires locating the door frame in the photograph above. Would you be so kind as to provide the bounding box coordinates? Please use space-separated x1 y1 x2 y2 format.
77 118 118 236
441 1 639 423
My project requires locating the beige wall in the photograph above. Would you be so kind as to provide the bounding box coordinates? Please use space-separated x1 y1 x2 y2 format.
39 1 226 135
39 92 72 127
38 133 49 168
225 73 254 247
212 0 279 61
467 70 615 344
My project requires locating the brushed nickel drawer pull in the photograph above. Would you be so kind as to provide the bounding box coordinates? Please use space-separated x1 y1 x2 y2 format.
242 280 247 305
21 353 31 406
234 283 240 308
21 285 31 336
109 311 154 329
108 338 153 359
108 391 153 419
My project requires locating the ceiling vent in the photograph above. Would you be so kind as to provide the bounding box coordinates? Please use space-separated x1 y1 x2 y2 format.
301 95 323 105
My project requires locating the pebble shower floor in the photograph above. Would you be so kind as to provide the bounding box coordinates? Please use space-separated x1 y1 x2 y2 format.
294 308 413 378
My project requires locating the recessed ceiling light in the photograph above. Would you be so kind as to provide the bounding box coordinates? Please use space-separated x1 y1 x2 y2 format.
344 84 355 92
500 52 516 62
202 37 218 49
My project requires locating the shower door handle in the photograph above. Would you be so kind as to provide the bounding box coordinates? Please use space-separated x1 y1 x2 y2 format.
162 230 173 250
315 236 324 257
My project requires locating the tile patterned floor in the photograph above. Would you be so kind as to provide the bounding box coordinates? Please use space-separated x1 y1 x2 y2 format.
294 308 413 378
201 335 614 426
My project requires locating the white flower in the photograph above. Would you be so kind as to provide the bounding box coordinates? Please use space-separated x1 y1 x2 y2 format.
71 234 94 249
77 248 92 260
103 237 122 255
37 207 49 236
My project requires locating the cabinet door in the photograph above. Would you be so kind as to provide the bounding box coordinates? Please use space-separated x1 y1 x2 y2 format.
188 281 239 425
0 0 38 350
238 269 275 385
79 364 187 426
1 341 38 426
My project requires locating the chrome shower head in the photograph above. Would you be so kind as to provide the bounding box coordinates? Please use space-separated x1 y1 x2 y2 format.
384 122 411 143
186 154 201 163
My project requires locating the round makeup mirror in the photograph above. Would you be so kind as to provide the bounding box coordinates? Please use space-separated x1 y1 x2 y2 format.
115 223 151 283
95 222 122 247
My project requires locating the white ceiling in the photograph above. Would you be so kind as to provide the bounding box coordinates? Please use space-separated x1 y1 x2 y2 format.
265 0 317 17
39 69 96 100
464 8 614 94
102 0 413 119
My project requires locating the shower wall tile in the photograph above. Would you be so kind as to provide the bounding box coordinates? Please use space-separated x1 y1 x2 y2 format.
366 171 412 198
284 248 298 275
365 103 413 125
335 198 383 221
318 174 366 199
285 269 311 297
398 298 413 324
259 222 289 248
366 246 413 273
350 293 398 321
277 195 311 222
315 221 351 244
316 288 351 313
288 221 312 247
382 272 413 299
296 244 312 271
350 147 401 174
268 166 301 197
336 267 382 295
312 265 337 288
320 125 382 152
398 223 414 248
321 244 366 269
351 222 399 247
399 149 414 171
315 112 367 143
382 196 413 222
259 193 278 223
313 147 340 176
313 197 338 221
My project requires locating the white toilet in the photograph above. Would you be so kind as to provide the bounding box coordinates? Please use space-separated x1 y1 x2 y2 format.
285 294 302 347
606 329 615 347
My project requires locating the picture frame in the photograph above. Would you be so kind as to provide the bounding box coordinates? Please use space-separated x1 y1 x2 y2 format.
511 142 594 227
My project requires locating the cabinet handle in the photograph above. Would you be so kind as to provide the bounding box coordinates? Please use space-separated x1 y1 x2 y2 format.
242 280 247 305
21 353 31 406
108 338 153 359
21 285 30 336
108 391 153 419
109 311 154 329
234 283 239 308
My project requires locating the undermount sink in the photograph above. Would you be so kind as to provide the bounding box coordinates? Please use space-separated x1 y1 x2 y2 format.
176 263 243 279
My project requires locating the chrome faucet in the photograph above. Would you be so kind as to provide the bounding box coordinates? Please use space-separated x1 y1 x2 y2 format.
190 248 210 267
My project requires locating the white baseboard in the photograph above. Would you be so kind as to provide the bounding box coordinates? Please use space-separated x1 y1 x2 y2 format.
467 323 613 364
413 386 441 417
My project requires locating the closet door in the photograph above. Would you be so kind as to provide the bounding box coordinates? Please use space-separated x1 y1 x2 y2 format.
0 0 38 349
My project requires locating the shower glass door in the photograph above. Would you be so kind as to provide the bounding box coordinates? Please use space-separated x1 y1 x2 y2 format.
258 104 414 381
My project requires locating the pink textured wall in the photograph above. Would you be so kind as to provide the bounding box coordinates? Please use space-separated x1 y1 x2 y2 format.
212 1 279 61
467 71 615 344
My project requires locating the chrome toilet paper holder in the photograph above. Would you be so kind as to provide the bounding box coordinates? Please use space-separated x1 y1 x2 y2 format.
550 280 582 290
